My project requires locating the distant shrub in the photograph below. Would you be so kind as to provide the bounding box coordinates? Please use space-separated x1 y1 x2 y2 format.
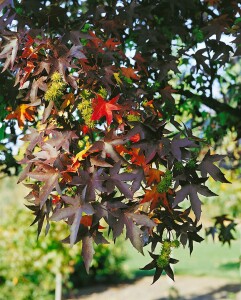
0 201 128 300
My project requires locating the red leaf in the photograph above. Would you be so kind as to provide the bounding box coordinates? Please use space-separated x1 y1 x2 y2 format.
80 215 93 227
21 61 35 86
91 94 121 125
130 133 141 143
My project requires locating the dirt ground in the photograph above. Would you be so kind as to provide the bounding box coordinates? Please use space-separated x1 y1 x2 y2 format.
68 276 241 300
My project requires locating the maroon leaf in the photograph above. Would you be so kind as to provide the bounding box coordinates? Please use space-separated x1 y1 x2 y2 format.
47 130 78 152
71 169 105 201
42 100 54 123
32 143 59 164
30 76 47 104
21 127 44 152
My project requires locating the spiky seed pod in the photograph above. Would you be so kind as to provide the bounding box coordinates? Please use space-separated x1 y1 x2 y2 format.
44 72 66 103
157 170 173 193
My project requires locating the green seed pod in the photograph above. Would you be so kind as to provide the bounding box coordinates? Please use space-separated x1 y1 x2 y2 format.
157 240 172 268
157 181 168 193
157 170 173 193
171 240 180 248
186 159 196 169
174 161 184 172
157 256 169 268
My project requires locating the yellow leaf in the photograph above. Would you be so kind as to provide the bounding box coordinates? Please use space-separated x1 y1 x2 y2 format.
113 72 122 85
76 141 91 161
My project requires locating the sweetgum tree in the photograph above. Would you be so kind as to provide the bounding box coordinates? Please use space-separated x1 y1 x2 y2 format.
0 0 240 283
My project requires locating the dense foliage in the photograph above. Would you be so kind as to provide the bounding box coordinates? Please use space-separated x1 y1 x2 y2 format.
0 0 240 283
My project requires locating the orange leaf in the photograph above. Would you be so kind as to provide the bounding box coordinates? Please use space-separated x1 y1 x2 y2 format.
141 186 172 212
21 35 38 59
105 38 121 50
5 104 36 128
130 148 146 166
146 168 164 186
114 144 130 156
120 67 140 80
61 93 75 110
21 47 38 59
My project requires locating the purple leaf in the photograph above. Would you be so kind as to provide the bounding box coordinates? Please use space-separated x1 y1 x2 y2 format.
81 236 95 274
198 150 230 183
125 212 156 228
171 136 197 161
124 214 144 253
103 161 134 199
173 185 201 220
27 164 60 208
50 195 94 246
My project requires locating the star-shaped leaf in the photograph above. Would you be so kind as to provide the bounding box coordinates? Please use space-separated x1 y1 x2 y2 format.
27 163 60 208
198 150 230 183
5 104 36 128
103 161 134 199
120 67 140 80
173 184 217 220
81 235 95 273
140 252 178 284
91 94 121 125
50 195 94 246
0 34 19 71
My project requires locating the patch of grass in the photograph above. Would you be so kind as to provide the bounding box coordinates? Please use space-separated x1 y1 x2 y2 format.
173 239 240 279
125 237 241 280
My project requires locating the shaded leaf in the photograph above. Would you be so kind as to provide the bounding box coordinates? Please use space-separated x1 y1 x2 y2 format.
198 150 230 183
81 236 95 273
27 164 60 207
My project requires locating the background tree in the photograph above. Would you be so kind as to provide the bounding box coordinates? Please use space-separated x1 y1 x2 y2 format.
0 0 240 283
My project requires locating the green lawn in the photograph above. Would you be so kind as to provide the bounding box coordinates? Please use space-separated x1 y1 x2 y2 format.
125 237 241 280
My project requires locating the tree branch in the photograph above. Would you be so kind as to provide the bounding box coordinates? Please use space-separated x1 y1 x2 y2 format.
177 89 241 120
